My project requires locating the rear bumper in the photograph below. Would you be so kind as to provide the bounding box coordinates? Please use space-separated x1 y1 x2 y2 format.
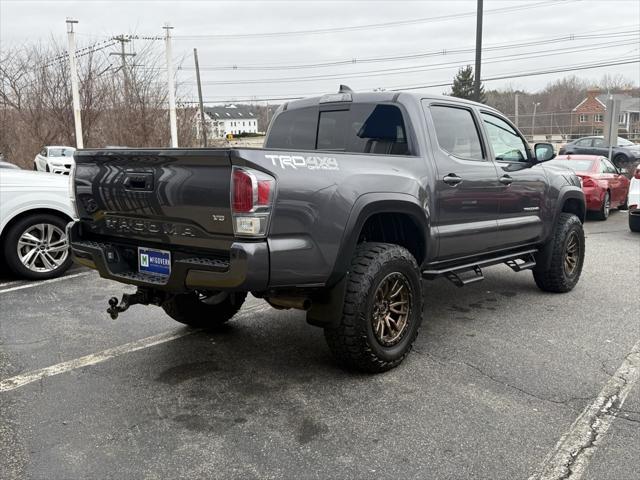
67 221 269 293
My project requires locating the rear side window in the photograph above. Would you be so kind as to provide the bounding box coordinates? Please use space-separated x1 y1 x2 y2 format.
348 104 409 155
267 103 410 155
576 138 592 147
430 106 483 161
265 107 317 150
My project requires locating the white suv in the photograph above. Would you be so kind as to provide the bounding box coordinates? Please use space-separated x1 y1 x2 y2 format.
0 169 76 278
34 146 76 174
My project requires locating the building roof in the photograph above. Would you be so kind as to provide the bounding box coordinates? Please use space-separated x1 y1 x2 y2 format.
596 93 640 113
204 104 258 120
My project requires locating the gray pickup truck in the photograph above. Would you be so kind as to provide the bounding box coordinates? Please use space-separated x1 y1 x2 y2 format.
68 88 586 372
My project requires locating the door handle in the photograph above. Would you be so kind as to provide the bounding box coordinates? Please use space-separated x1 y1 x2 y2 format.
443 174 463 186
499 175 513 186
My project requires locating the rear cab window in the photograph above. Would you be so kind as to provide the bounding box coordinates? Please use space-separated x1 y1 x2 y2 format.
428 105 484 161
266 103 411 155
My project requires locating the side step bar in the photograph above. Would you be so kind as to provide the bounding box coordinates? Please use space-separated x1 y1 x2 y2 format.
422 249 538 287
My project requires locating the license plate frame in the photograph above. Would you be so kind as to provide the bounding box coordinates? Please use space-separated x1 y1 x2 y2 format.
138 247 171 277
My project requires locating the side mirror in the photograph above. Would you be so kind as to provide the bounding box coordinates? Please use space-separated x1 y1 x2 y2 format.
534 143 555 162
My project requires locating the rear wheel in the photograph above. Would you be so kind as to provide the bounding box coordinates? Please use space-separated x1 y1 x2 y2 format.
594 191 610 220
3 213 72 280
162 291 246 328
323 242 423 373
533 213 585 293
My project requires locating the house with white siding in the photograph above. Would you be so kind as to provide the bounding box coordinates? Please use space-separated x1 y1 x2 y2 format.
194 104 260 139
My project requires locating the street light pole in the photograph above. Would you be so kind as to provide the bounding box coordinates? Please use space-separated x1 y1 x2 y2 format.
163 24 178 148
532 102 540 140
66 18 83 149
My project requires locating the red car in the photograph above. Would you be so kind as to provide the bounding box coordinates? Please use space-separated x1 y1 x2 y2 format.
546 155 630 220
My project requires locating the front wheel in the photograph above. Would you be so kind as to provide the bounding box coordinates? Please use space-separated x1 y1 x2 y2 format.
324 242 423 373
162 291 247 328
533 213 585 293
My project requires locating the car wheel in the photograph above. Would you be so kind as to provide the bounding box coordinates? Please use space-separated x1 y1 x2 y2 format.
45 164 50 172
533 213 585 293
3 213 73 280
630 212 640 233
162 291 247 328
323 242 423 373
594 191 610 220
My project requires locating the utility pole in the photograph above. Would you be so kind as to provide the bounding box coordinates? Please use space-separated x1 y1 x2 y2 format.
193 48 207 147
110 35 136 99
66 18 83 148
532 102 540 140
514 93 519 127
163 24 178 147
473 0 483 102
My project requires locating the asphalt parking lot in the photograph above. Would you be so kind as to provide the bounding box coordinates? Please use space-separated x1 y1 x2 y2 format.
1 212 638 480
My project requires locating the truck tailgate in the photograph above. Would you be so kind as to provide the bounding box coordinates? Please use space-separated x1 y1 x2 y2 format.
74 149 234 249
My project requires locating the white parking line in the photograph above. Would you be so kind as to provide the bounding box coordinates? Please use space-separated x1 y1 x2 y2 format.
528 340 640 480
0 271 94 294
0 303 270 393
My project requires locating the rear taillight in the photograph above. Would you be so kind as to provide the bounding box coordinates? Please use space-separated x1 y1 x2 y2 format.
634 168 640 180
231 166 275 237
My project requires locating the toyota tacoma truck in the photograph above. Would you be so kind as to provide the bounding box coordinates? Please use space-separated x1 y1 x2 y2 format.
68 88 586 372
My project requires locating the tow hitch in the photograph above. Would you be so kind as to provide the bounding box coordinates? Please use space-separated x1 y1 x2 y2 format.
106 288 165 319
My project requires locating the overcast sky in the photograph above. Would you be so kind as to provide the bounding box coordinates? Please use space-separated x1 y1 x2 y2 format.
1 0 639 103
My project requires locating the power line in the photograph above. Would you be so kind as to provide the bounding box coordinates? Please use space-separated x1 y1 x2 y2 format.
179 57 640 104
390 58 640 91
195 39 639 85
172 0 575 40
178 30 640 72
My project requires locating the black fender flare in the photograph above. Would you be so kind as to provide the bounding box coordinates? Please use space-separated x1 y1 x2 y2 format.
534 186 585 273
553 186 586 225
307 192 428 328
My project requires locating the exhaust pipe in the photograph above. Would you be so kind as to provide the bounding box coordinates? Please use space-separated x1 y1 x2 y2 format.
266 296 312 311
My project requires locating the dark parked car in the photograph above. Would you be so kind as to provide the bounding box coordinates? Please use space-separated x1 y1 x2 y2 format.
68 89 586 372
559 136 640 167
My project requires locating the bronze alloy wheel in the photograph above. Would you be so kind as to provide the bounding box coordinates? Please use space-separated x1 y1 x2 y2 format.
564 231 580 276
371 272 412 347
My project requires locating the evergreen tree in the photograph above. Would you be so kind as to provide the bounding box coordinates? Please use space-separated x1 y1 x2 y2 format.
450 65 485 103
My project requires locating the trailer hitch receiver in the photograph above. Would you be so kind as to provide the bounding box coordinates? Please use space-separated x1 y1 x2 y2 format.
106 288 164 319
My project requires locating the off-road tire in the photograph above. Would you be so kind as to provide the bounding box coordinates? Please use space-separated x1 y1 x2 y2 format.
594 191 610 220
324 242 423 373
3 213 73 280
162 291 247 328
533 213 585 293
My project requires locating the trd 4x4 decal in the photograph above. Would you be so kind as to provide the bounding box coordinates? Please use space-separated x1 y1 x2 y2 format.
265 154 339 171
